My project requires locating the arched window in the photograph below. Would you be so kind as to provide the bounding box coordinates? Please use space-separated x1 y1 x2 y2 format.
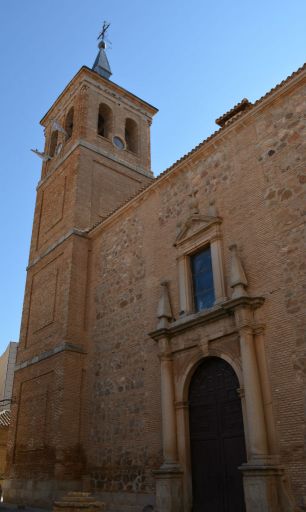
49 130 58 157
125 118 138 153
97 103 112 138
65 107 74 140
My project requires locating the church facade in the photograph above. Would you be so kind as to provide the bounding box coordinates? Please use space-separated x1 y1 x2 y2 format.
3 40 306 512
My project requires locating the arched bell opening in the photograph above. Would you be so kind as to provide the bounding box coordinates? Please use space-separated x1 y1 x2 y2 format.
97 103 112 138
49 130 59 157
65 107 74 140
125 117 138 153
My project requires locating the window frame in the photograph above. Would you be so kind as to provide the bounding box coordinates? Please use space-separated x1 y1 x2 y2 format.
190 244 215 312
176 216 227 316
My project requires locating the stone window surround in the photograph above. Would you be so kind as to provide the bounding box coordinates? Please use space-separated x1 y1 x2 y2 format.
176 217 227 317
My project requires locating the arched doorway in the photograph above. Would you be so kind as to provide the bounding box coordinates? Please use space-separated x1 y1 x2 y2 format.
189 357 246 512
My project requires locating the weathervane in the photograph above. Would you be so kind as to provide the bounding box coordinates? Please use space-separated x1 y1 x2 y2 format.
98 21 111 46
92 20 112 78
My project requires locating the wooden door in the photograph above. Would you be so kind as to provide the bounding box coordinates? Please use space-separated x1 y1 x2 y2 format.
189 357 246 512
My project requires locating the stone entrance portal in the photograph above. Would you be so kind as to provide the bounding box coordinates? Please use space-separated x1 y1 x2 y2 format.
189 357 247 512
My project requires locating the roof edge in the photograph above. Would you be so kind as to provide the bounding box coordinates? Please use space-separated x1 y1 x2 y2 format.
88 61 306 238
40 66 158 125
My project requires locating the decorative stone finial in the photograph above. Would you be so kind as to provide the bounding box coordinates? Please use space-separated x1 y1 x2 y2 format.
92 22 112 79
208 199 217 217
176 219 183 237
157 281 173 329
229 244 248 298
188 190 199 215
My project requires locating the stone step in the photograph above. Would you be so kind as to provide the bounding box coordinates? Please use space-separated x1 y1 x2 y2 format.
65 494 92 499
53 492 105 512
105 505 154 512
59 498 97 504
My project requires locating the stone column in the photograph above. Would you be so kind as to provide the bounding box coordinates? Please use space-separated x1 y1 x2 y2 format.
175 401 192 512
154 336 183 512
159 351 178 466
211 236 227 304
238 323 268 460
229 245 268 460
242 327 299 511
254 326 278 458
232 306 283 512
227 245 284 511
177 256 190 315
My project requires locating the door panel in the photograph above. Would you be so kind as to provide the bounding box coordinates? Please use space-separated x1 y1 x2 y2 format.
189 357 246 512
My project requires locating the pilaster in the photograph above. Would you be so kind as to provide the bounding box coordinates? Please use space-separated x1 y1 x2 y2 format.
154 335 183 512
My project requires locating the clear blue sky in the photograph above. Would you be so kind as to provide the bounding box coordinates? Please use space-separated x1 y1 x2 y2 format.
0 0 305 353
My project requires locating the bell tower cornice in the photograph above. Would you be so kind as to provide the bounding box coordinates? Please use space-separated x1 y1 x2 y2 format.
40 66 158 127
40 66 158 177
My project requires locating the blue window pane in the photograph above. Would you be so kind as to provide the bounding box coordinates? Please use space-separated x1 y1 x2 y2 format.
191 247 215 312
194 290 215 310
193 271 214 294
192 249 212 273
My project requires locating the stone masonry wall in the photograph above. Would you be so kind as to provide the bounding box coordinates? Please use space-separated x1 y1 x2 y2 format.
84 213 162 495
85 77 306 507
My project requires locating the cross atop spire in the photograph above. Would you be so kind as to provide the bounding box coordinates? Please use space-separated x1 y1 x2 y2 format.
92 21 112 80
97 21 110 44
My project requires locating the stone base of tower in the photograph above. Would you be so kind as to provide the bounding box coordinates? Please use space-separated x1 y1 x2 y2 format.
2 478 81 508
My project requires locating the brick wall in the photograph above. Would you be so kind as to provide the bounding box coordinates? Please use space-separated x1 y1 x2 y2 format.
84 75 306 505
6 64 306 509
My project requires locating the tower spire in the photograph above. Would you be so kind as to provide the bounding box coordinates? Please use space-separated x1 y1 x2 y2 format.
92 21 112 80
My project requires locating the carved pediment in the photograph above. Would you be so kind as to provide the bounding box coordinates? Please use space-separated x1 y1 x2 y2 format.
175 214 222 246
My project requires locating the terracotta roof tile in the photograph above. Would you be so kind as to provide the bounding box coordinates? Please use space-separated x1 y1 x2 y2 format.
253 62 306 107
215 98 253 127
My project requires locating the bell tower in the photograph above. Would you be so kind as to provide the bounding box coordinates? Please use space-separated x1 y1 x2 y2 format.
39 31 156 236
4 30 157 506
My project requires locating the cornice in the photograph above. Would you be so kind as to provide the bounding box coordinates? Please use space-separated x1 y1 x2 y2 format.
221 296 265 312
149 305 230 341
37 138 153 191
15 342 87 372
27 228 88 270
82 74 157 119
149 295 265 341
40 66 158 125
174 215 222 247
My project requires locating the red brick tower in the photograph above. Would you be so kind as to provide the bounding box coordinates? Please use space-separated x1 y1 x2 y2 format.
4 36 157 505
